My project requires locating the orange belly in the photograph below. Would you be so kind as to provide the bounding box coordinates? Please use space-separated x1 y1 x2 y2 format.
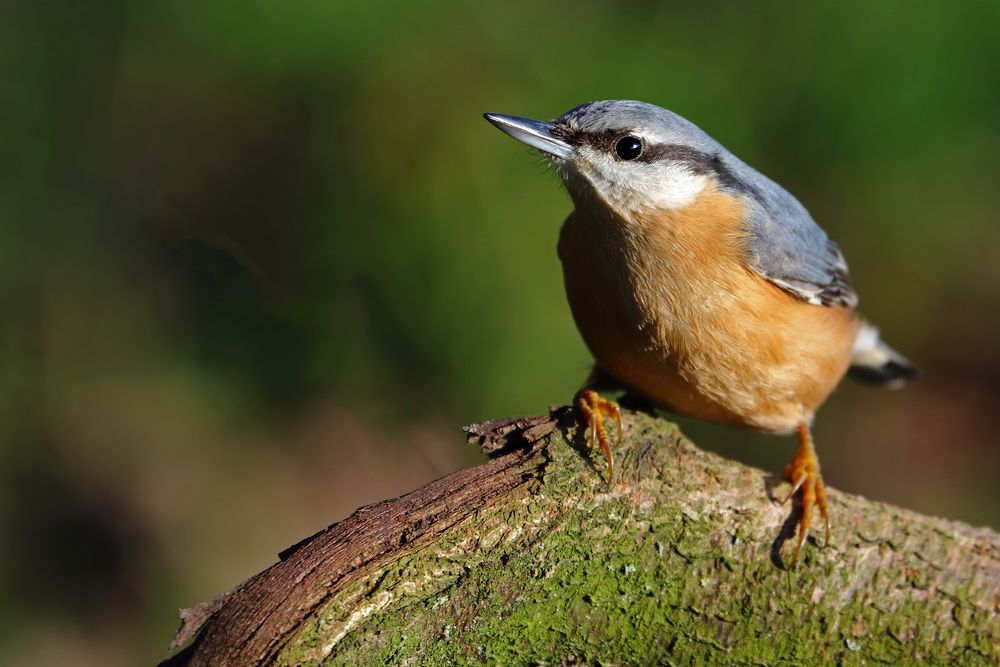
557 189 859 433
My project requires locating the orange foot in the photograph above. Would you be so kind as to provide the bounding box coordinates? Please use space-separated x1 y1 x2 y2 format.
574 388 622 485
781 424 831 566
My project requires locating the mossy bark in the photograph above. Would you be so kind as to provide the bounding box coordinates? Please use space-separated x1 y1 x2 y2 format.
162 408 999 666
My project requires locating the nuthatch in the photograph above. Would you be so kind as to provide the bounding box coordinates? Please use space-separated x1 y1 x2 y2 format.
485 100 916 565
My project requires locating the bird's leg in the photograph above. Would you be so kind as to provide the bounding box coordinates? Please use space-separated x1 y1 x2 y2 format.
781 423 831 566
574 388 622 485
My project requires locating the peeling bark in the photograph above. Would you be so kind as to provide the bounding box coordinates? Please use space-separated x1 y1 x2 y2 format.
161 408 1000 666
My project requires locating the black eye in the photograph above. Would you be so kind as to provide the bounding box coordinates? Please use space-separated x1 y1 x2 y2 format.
615 135 643 160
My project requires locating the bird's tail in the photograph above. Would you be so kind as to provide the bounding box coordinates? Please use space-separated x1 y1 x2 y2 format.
848 321 919 388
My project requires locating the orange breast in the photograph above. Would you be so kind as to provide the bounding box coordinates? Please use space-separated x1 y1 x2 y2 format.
558 186 859 433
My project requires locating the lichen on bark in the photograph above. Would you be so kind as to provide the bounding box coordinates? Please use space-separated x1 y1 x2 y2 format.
163 408 1000 666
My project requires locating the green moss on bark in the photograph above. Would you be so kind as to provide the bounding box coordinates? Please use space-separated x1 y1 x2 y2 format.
266 413 998 666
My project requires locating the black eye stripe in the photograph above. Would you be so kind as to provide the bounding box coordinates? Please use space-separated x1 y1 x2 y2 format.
554 126 757 197
574 130 708 167
635 143 713 167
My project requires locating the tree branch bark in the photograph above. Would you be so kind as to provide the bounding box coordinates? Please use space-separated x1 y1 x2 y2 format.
161 407 999 665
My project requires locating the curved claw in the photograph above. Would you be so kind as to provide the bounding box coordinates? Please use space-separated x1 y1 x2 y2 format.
783 424 830 567
575 388 622 486
780 474 807 506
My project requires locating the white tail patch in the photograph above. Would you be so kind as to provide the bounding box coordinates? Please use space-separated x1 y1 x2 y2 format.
849 322 918 389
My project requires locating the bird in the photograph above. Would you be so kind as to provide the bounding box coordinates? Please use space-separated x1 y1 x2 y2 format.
484 100 917 565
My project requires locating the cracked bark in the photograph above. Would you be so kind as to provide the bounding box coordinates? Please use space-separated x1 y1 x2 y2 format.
160 407 1000 666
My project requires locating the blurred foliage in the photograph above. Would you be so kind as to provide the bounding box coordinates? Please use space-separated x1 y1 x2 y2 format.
1 1 998 664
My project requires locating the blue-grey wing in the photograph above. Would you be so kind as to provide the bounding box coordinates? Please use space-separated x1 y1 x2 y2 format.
728 159 858 308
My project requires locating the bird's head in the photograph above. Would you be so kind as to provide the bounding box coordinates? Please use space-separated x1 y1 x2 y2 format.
485 100 742 218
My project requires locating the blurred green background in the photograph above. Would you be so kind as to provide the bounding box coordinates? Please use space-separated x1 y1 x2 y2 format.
2 1 999 664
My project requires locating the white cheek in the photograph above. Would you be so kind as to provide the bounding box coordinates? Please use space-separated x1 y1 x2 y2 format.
576 147 708 212
629 163 707 210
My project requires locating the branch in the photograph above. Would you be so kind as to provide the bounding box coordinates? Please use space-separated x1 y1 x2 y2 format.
161 408 999 665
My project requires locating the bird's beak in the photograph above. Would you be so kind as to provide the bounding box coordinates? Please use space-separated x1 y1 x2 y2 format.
483 113 574 160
